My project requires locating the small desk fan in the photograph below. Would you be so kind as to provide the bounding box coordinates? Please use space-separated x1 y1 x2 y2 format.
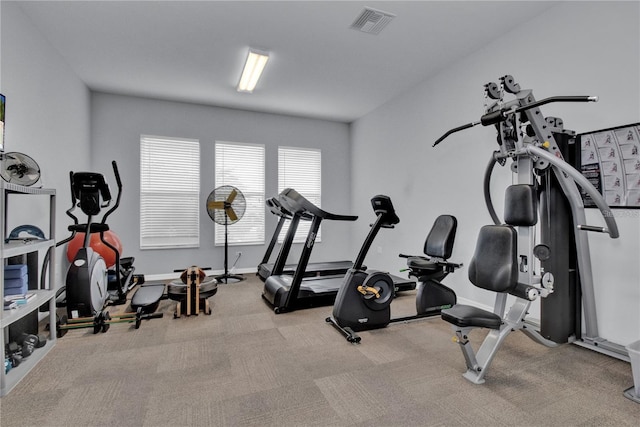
0 152 41 186
206 185 246 283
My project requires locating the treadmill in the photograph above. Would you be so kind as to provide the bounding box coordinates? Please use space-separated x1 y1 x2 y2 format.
257 197 355 281
262 188 415 314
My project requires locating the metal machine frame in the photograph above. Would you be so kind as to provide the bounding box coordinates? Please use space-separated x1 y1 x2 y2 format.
434 75 621 383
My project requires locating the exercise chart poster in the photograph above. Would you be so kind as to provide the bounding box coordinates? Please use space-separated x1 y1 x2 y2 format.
578 122 640 208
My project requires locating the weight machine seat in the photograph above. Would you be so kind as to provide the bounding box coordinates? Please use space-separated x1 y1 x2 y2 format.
442 224 518 329
441 305 502 329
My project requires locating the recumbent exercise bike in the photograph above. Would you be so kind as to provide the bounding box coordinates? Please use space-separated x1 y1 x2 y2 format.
327 195 460 343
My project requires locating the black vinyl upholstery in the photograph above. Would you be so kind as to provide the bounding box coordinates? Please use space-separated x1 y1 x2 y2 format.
441 304 502 329
468 225 518 293
406 214 457 273
504 184 537 226
441 225 517 330
442 185 533 330
424 214 457 259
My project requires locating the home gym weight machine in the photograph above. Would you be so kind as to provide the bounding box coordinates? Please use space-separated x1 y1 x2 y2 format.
432 75 620 384
327 196 460 343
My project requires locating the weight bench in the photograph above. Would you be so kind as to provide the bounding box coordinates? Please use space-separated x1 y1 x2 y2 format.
441 185 556 384
131 280 165 315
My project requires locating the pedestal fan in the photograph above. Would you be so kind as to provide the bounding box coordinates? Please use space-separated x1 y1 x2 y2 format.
206 185 247 283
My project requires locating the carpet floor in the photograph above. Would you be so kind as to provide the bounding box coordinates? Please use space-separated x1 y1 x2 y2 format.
1 275 638 426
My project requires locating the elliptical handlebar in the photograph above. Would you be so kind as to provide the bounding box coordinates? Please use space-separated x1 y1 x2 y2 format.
112 160 122 189
101 161 123 225
65 170 79 226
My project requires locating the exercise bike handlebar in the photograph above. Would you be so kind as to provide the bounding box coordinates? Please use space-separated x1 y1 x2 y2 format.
432 95 597 147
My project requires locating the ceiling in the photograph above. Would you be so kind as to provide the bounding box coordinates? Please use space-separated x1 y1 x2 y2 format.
16 1 558 123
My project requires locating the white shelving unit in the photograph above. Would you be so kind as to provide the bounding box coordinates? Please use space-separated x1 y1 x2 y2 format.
0 182 56 396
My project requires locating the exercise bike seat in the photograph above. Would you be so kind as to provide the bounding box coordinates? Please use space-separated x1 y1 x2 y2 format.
131 283 165 314
441 305 502 329
406 256 441 273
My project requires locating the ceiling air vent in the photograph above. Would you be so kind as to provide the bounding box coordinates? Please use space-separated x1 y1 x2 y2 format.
350 7 395 35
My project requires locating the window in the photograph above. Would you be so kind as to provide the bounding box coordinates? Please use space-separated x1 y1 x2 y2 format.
214 141 265 245
140 135 200 249
278 147 322 243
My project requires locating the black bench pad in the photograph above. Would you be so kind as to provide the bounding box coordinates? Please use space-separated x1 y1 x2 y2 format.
131 283 165 311
441 304 502 329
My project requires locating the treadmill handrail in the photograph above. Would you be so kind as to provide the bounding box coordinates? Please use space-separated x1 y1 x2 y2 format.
267 196 313 221
279 188 358 222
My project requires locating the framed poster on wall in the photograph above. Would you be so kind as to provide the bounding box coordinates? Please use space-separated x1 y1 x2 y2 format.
577 122 640 208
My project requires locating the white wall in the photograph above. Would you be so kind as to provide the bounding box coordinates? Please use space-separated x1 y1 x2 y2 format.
1 2 91 287
351 1 640 346
90 92 352 275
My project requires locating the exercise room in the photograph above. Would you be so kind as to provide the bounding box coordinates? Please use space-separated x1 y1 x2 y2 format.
1 1 639 425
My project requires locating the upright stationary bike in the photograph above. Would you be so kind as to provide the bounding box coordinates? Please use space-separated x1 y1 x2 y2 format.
327 195 459 343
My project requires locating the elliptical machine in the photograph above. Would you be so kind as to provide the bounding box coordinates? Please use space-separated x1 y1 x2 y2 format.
326 195 460 343
62 161 134 318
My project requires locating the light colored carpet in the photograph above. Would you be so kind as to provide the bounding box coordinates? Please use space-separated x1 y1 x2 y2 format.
1 275 638 426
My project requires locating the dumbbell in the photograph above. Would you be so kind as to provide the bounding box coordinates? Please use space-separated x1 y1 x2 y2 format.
5 342 23 368
18 333 47 348
16 334 40 357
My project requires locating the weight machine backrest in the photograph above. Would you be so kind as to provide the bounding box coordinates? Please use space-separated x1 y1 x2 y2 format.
467 184 536 294
468 225 518 293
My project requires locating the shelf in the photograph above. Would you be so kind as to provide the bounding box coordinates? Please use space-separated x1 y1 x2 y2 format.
2 239 54 258
1 182 56 397
0 336 56 397
1 289 56 327
2 182 56 196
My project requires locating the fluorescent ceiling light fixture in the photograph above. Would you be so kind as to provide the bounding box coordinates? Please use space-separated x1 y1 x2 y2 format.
237 48 269 93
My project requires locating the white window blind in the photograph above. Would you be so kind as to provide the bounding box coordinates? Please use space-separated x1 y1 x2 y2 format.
140 135 200 249
214 141 265 245
278 147 321 243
